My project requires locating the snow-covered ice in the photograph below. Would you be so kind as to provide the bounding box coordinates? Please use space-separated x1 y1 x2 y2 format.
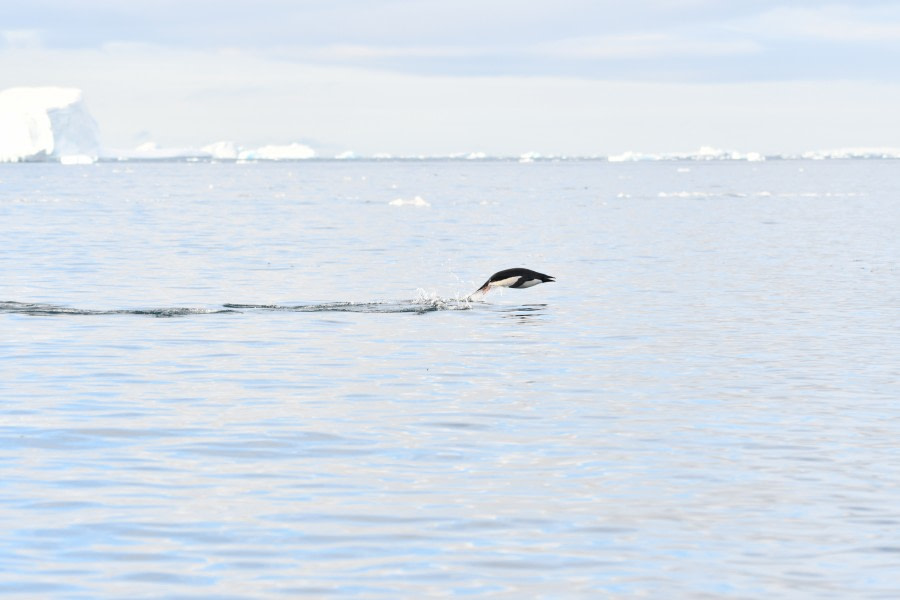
801 147 900 160
2 86 898 164
608 146 765 162
107 141 317 161
109 141 208 161
0 87 101 163
202 141 240 160
238 143 316 161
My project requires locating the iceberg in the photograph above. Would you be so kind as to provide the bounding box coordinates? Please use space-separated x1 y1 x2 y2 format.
238 143 316 161
105 140 320 162
607 146 764 162
202 141 240 160
801 147 900 160
0 87 101 163
110 141 209 161
108 140 239 161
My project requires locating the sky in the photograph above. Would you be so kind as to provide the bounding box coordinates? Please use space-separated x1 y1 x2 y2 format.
1 0 899 156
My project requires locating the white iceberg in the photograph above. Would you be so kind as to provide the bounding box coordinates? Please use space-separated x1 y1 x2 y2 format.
801 147 900 160
0 87 101 163
202 141 240 160
607 146 765 162
59 154 96 165
104 140 321 162
108 141 208 161
238 143 316 161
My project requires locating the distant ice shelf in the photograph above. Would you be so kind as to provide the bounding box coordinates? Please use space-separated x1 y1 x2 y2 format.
799 147 900 160
608 146 766 162
107 141 317 162
3 87 900 164
237 143 316 161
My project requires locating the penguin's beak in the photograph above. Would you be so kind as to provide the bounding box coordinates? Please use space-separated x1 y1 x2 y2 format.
469 281 490 299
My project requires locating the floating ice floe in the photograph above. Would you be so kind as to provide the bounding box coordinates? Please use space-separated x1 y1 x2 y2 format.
0 86 102 163
389 195 430 207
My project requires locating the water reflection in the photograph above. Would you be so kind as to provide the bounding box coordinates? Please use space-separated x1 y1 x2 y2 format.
499 303 548 323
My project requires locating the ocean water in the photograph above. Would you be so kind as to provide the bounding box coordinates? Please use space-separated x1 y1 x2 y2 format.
1 159 898 598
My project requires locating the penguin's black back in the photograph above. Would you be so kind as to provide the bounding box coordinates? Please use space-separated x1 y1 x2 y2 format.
490 268 554 285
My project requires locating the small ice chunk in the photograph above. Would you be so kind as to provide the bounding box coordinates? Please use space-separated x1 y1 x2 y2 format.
389 195 430 207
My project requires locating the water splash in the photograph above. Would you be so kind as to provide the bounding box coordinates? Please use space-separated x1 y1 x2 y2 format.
413 288 474 311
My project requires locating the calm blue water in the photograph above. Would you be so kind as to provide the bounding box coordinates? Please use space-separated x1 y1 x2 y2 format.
1 159 899 598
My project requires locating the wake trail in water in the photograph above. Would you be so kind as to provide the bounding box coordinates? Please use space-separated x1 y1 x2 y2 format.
223 301 461 314
224 291 473 314
0 301 239 318
1 295 474 318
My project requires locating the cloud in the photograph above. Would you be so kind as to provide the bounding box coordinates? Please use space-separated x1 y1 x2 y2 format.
733 4 900 43
534 34 761 60
3 1 900 82
3 1 900 155
3 42 900 156
1 29 43 49
274 33 762 69
298 44 489 61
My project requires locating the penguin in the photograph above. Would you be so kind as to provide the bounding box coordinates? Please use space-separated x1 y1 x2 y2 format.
472 268 555 297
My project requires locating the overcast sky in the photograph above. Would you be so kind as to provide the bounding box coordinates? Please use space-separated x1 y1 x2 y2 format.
2 1 899 155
